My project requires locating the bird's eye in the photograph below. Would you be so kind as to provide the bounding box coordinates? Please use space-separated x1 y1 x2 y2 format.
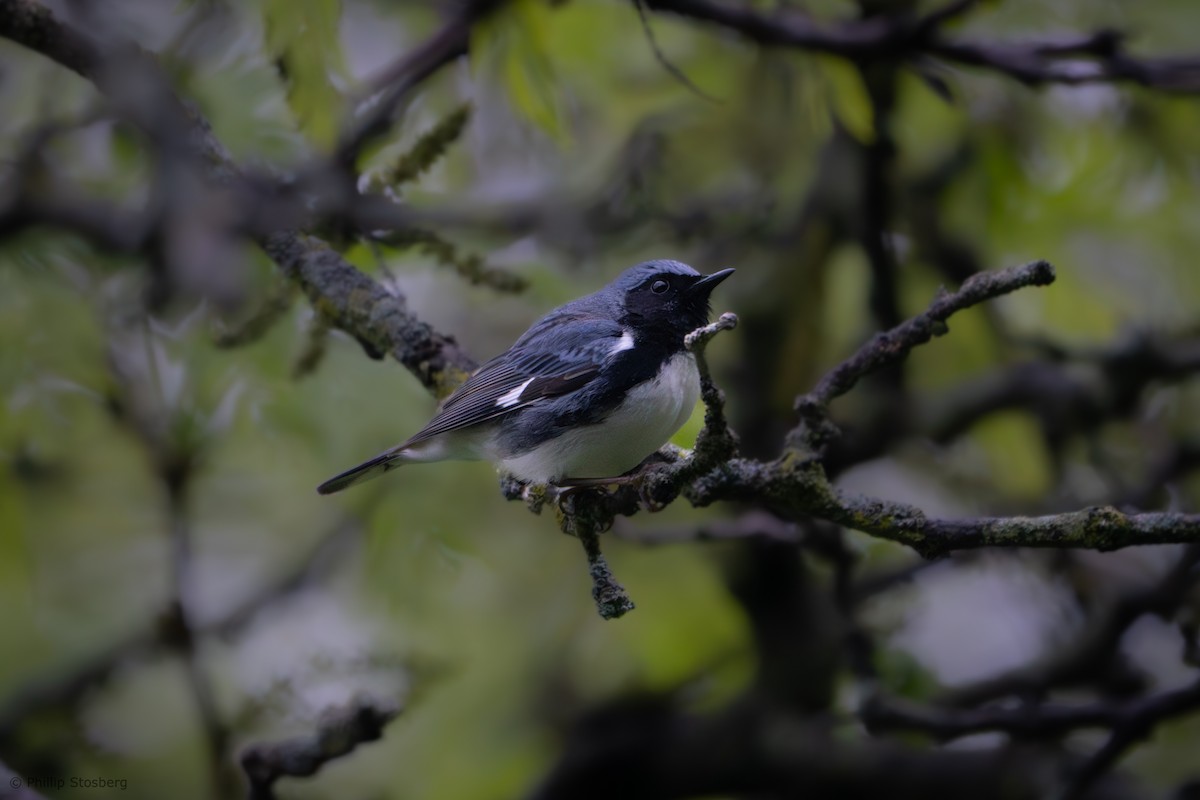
651 280 669 294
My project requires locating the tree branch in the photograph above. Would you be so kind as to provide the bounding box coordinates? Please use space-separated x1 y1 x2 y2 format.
1063 677 1200 800
335 0 503 170
641 0 1200 92
259 232 475 395
239 695 401 800
863 676 1200 745
682 312 740 470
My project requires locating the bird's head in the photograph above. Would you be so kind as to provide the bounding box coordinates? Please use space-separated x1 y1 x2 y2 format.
613 260 735 342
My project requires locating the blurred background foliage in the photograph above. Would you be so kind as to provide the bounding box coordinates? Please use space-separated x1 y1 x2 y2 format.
3 0 1200 798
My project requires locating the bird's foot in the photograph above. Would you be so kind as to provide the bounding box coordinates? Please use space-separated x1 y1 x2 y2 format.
554 474 637 490
629 464 675 512
553 450 682 511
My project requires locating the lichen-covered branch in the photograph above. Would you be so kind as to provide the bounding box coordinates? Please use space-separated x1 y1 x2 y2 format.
681 428 1200 558
259 232 475 396
239 695 401 800
682 312 740 469
563 499 637 620
826 502 1200 557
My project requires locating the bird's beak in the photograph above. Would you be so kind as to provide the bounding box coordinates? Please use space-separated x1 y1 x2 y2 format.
689 268 735 295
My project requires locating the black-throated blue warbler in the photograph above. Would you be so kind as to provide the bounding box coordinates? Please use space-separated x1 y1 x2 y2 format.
317 260 734 494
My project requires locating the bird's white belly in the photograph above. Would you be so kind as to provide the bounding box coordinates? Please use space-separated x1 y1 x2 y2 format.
500 353 700 482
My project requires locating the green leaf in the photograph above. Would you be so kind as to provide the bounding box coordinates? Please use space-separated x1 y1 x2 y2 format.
818 56 874 144
375 104 473 190
263 0 348 148
471 0 566 141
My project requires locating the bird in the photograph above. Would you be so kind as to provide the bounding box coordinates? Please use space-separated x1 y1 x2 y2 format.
317 259 734 494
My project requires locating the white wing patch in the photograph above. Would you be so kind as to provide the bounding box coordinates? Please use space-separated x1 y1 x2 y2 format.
495 377 535 408
609 330 635 356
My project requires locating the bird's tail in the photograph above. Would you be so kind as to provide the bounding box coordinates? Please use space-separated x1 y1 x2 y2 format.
316 449 407 495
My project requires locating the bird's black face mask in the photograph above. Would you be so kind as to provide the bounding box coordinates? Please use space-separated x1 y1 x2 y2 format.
622 268 735 343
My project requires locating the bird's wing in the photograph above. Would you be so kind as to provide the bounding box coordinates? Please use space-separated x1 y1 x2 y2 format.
400 314 626 447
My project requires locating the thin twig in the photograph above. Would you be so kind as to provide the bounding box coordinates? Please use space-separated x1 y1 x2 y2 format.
336 0 503 170
632 0 721 102
791 260 1055 452
682 311 740 469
